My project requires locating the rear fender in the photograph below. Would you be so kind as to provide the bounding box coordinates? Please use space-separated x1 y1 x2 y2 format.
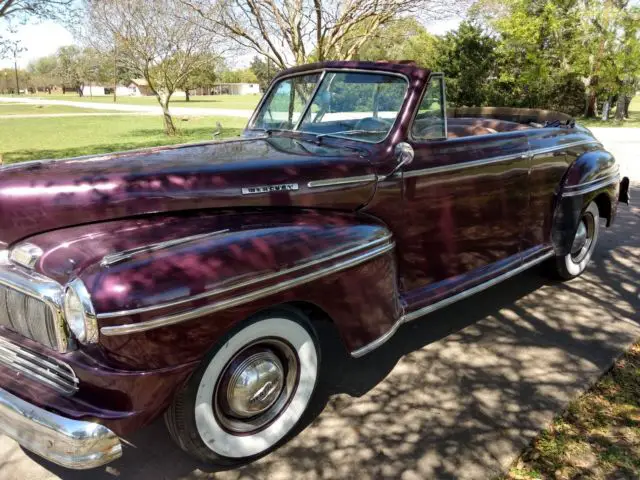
552 149 620 255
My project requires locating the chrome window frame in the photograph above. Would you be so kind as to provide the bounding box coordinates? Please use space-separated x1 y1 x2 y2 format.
408 72 448 143
247 68 411 145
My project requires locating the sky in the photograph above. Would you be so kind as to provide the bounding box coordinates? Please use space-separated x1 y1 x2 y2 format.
0 17 462 70
0 20 74 68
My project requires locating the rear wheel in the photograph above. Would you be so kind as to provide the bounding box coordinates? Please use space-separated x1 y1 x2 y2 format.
553 201 600 280
165 308 320 466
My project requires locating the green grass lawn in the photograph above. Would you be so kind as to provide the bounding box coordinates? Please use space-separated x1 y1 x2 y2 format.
0 93 261 110
0 104 106 115
0 114 247 164
506 343 640 479
578 96 640 128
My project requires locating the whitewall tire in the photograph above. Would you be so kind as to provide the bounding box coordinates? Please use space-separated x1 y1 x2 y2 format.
165 308 320 466
554 201 600 280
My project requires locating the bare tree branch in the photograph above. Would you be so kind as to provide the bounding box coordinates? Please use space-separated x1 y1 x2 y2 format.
180 0 472 69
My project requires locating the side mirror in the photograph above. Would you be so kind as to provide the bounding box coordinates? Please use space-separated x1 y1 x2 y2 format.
378 142 414 182
395 142 414 169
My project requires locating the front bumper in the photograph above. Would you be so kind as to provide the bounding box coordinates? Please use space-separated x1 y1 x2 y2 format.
0 386 122 469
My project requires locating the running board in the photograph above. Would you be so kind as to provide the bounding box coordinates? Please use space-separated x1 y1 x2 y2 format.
350 249 555 357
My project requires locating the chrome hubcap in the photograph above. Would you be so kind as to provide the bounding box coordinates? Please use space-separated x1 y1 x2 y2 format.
214 340 299 434
226 351 284 417
571 220 588 254
570 213 595 264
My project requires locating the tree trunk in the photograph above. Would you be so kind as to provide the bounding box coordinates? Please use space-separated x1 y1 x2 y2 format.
624 96 632 118
185 89 190 102
615 94 626 121
585 91 598 118
601 97 612 121
160 99 177 136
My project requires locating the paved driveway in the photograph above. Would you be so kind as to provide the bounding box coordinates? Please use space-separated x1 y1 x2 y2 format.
0 130 637 480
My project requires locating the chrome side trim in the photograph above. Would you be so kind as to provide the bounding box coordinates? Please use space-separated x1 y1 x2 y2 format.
351 249 555 358
0 253 70 353
308 174 378 188
101 240 395 336
100 230 230 267
404 151 528 177
403 140 600 178
562 173 621 197
531 140 601 157
98 233 393 320
0 337 79 395
0 387 122 469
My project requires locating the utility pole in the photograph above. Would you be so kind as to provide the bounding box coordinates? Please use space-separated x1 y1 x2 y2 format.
113 34 118 103
13 57 19 94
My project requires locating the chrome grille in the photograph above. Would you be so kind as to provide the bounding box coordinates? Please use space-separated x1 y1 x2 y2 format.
0 336 78 395
0 285 59 350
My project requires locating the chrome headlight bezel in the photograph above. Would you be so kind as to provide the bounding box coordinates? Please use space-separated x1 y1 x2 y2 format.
63 278 98 344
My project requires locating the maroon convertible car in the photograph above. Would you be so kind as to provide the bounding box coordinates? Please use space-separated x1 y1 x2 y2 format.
0 61 630 468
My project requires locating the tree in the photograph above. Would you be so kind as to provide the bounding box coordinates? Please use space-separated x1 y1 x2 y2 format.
472 0 639 119
355 18 440 67
435 22 498 107
218 68 258 84
180 0 471 69
250 56 277 91
85 0 219 135
0 0 74 20
27 53 59 92
0 36 26 94
54 45 104 96
177 53 220 100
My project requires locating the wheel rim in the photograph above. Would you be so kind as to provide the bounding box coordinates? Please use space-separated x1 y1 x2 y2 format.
570 212 595 264
214 339 299 434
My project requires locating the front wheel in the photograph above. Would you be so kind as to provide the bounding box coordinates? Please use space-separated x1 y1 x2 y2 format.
553 201 600 280
165 308 320 466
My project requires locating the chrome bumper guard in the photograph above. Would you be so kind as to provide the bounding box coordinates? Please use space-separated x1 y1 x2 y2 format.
0 387 122 469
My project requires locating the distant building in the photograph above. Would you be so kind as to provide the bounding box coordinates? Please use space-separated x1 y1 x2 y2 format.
128 79 153 96
211 83 260 95
81 84 137 97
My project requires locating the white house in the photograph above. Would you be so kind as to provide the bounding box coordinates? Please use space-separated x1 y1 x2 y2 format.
81 84 138 97
211 83 261 95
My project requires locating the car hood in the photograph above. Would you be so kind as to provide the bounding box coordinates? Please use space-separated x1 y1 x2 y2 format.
0 136 377 247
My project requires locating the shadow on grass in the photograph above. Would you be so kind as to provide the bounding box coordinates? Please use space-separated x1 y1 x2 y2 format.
3 127 244 163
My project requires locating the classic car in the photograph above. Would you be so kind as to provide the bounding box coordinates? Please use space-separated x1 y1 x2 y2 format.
0 61 630 469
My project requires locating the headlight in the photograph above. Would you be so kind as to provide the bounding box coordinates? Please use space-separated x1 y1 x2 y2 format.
64 279 98 344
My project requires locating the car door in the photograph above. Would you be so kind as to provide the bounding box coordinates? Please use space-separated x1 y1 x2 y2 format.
397 75 531 293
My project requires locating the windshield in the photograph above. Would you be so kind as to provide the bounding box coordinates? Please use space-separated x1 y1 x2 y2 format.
251 70 408 143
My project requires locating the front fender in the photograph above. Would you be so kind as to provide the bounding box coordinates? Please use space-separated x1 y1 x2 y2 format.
22 210 399 369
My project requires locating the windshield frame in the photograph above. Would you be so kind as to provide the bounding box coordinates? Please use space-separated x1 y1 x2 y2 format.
247 68 411 145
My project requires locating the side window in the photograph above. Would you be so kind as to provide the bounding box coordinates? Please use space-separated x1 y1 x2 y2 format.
411 75 446 141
